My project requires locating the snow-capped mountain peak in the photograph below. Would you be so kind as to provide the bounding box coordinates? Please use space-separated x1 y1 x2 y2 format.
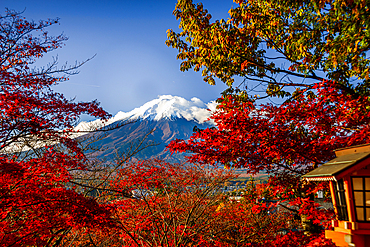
74 95 217 132
114 95 216 122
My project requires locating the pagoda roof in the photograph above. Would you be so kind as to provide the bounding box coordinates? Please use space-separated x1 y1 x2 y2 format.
303 144 370 181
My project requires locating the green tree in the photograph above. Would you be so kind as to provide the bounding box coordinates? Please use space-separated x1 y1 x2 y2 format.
166 0 370 97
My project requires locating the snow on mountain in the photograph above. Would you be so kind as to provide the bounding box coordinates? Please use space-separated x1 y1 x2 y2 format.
74 95 217 132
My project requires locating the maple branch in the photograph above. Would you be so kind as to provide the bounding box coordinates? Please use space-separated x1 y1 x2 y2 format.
68 180 134 199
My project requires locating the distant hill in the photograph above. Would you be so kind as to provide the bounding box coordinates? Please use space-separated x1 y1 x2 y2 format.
75 95 216 162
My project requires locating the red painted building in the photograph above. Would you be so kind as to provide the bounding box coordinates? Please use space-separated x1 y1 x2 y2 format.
303 144 370 247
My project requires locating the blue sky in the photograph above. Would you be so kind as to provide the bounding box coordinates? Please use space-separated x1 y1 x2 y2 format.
2 0 237 118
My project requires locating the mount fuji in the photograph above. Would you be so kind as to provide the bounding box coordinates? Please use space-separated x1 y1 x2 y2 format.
75 95 217 162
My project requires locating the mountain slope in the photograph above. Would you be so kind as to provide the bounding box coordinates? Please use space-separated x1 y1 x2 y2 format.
76 95 216 162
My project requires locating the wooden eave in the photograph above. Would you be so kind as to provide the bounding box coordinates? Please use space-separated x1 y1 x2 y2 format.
303 152 370 182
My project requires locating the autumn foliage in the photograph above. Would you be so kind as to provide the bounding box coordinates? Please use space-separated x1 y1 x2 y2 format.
0 8 285 247
1 9 307 246
59 160 333 247
0 9 113 246
166 0 370 245
2 0 369 244
168 80 370 174
110 160 234 246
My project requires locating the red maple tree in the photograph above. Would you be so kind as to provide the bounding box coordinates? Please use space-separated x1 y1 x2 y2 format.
0 9 114 246
60 159 330 247
81 159 337 246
